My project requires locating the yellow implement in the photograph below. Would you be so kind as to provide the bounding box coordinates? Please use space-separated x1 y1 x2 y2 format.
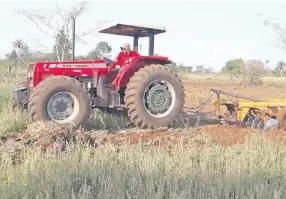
209 89 286 129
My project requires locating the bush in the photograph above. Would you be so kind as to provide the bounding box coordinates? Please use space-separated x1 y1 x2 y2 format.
222 58 245 78
243 60 265 85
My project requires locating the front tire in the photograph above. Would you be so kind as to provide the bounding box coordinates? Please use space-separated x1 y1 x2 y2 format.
28 76 92 127
125 64 185 129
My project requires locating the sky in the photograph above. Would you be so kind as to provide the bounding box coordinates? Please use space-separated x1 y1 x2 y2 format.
0 0 286 71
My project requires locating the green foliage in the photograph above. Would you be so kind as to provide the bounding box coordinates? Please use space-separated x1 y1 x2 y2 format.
3 31 112 63
78 41 112 60
195 65 204 73
274 61 286 77
88 41 112 59
94 41 112 57
176 63 193 73
5 39 32 65
5 50 18 61
204 67 214 73
13 39 31 59
1 38 113 64
165 60 177 70
193 65 214 74
222 58 245 77
165 62 195 74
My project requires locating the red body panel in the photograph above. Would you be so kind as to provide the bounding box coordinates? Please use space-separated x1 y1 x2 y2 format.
31 60 108 87
113 56 169 88
29 56 169 89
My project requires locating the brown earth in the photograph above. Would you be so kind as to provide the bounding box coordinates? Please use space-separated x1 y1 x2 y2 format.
2 121 286 156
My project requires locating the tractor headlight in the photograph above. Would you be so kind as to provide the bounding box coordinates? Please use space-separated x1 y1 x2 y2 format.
28 71 33 78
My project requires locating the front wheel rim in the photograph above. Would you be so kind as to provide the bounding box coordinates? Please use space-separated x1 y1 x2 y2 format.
47 91 80 124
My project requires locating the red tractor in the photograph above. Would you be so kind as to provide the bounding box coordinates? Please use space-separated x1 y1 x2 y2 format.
12 24 185 129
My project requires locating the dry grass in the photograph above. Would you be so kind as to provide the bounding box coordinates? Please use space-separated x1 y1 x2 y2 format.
1 133 286 199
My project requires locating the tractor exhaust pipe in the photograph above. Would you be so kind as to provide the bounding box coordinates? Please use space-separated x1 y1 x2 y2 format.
71 16 75 61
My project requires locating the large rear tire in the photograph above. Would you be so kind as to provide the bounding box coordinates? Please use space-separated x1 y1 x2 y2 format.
125 64 185 129
28 76 92 127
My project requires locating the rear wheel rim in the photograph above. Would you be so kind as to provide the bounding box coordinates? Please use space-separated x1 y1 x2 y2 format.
47 91 80 124
143 80 176 118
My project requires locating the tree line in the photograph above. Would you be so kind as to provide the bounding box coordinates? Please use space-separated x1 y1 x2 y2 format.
0 1 113 69
0 38 112 69
221 58 286 82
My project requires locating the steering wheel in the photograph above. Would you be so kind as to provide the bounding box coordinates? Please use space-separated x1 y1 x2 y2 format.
103 57 113 65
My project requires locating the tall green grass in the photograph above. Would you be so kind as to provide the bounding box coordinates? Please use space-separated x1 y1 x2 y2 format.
0 134 286 198
0 69 29 135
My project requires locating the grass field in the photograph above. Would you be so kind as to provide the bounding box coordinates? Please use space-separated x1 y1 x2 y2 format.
1 69 286 198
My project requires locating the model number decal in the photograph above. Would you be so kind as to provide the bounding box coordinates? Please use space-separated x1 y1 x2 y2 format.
58 64 90 68
45 63 107 68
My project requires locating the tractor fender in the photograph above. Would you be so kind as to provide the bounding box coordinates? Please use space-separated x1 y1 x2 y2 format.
114 56 170 89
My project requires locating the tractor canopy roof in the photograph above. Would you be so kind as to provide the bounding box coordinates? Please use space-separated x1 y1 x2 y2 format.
99 23 166 37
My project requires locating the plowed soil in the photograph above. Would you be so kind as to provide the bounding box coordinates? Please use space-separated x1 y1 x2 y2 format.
2 121 286 155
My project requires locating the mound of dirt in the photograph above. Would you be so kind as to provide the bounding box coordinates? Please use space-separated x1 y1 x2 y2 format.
0 122 74 151
0 122 211 153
